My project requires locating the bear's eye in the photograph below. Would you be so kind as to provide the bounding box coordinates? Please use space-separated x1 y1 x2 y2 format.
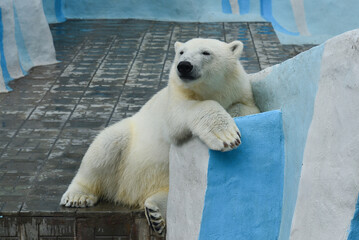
202 51 210 56
180 51 184 55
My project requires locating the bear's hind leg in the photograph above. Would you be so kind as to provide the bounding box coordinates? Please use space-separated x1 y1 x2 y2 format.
144 190 168 236
60 119 132 208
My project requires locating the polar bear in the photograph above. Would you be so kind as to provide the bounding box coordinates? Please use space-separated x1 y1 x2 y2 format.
60 38 259 235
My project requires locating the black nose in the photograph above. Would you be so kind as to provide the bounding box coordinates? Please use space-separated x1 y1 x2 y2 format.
177 61 193 74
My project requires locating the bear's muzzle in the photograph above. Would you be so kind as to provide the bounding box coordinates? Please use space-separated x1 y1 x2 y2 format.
177 61 199 81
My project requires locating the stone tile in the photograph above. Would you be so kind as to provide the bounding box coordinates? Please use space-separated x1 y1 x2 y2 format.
0 195 24 213
224 22 261 73
248 22 294 69
21 195 67 213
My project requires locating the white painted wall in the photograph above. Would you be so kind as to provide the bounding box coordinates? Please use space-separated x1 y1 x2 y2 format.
167 138 209 240
290 29 359 240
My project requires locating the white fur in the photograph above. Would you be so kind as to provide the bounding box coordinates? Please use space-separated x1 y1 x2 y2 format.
60 38 259 230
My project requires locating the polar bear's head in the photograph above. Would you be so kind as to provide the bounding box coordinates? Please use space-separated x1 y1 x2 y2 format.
171 38 244 90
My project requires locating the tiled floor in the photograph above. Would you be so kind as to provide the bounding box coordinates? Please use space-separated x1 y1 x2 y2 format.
0 20 315 239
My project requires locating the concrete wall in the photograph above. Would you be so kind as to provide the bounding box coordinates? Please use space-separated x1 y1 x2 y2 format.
251 29 359 240
0 0 57 92
42 0 65 23
42 0 359 44
60 0 262 22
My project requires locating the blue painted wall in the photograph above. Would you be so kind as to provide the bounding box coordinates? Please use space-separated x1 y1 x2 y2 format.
46 0 264 23
262 0 298 36
43 0 66 23
42 0 359 44
199 110 285 240
64 0 219 21
301 0 359 43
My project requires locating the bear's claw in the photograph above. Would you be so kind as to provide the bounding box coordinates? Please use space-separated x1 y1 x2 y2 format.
60 191 98 208
204 123 241 152
145 205 166 236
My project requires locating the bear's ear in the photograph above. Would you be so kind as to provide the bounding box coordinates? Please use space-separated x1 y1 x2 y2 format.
228 41 244 57
175 41 183 52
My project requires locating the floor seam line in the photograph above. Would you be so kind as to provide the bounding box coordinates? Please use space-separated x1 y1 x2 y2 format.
248 23 262 70
157 24 175 90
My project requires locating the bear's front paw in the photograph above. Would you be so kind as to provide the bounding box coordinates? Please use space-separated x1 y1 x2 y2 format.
203 124 241 152
60 191 98 208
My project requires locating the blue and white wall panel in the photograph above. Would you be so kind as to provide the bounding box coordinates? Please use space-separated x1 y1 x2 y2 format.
221 0 359 44
38 0 359 44
167 29 359 240
168 111 285 240
0 0 57 93
288 30 359 240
